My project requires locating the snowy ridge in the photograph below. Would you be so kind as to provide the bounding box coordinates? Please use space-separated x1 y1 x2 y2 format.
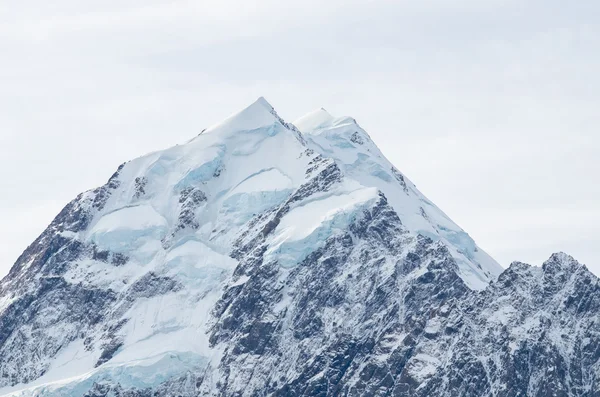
0 98 597 396
295 107 502 289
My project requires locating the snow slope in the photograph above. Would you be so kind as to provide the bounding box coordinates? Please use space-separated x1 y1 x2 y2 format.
295 107 502 288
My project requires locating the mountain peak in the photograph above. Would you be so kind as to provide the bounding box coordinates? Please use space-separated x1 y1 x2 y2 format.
293 107 336 133
253 96 274 110
202 96 281 136
543 252 586 275
5 99 593 397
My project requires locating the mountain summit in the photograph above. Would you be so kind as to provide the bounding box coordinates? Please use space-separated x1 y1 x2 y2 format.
0 99 597 396
201 97 284 136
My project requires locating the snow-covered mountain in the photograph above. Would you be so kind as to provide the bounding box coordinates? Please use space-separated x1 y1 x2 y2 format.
0 98 597 396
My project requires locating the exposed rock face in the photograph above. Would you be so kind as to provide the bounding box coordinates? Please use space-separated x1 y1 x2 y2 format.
0 98 597 396
421 253 600 397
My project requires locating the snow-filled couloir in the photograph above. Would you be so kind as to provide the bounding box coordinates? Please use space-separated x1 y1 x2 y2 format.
0 98 597 397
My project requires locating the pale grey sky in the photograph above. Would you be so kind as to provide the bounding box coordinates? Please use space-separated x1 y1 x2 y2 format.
1 0 599 277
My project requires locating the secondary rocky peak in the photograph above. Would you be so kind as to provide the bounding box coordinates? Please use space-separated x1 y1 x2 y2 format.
542 252 585 274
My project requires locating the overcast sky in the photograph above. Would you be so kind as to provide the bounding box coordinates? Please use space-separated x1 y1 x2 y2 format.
1 0 599 278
